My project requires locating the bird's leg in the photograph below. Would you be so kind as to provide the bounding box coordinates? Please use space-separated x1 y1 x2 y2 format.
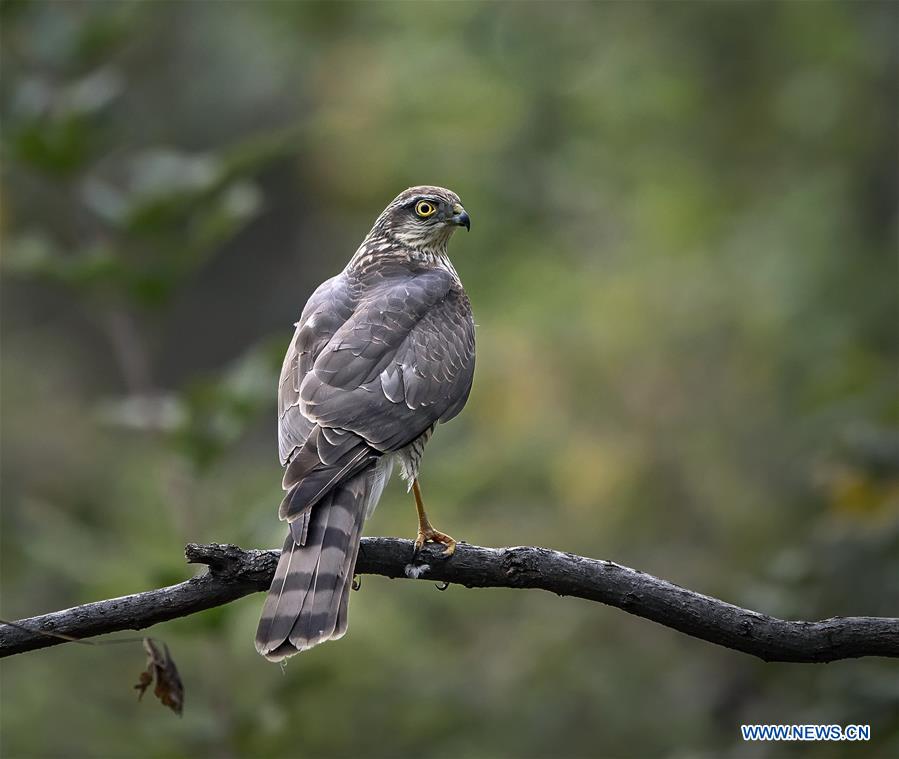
412 478 456 557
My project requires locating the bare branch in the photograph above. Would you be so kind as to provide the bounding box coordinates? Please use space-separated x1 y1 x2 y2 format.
2 539 897 662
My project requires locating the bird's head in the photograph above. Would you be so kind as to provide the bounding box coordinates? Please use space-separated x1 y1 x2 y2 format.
373 185 470 254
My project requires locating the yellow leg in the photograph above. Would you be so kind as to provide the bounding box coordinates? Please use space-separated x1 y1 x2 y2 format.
412 478 456 557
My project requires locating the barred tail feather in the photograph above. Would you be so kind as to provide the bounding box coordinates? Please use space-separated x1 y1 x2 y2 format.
255 473 368 661
332 517 363 640
254 532 317 655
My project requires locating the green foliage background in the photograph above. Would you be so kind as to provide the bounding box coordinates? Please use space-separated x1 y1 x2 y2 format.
1 1 897 757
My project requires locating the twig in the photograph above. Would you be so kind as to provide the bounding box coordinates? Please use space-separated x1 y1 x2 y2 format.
1 540 897 662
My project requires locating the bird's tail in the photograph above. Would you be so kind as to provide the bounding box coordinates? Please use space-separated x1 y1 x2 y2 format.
255 473 369 661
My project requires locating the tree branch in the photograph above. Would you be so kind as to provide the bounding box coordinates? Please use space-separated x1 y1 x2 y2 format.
2 539 896 662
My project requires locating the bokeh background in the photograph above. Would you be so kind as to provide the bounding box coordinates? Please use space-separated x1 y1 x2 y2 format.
2 1 897 757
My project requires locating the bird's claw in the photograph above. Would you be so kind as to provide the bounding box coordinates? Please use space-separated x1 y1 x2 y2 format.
413 526 457 559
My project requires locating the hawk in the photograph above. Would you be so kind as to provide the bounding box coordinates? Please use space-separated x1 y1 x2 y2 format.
255 186 475 661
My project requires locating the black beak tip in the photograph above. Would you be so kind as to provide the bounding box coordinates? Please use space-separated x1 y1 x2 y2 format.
458 211 471 231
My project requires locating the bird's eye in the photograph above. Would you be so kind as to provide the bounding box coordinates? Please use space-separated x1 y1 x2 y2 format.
414 200 437 218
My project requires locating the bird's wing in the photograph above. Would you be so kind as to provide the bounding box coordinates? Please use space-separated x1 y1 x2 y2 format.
299 268 475 452
278 273 356 465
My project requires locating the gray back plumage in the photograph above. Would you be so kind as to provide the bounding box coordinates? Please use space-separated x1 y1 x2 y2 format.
256 186 475 660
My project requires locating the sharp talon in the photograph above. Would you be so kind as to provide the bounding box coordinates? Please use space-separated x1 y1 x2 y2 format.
411 481 457 559
352 575 361 591
435 581 450 591
413 527 456 559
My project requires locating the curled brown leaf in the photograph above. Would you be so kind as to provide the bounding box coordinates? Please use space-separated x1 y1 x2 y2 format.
134 637 184 716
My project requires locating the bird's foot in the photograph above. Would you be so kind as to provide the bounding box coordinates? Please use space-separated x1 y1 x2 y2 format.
413 525 457 558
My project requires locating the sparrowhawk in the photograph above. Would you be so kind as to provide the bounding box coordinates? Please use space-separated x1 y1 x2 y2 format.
255 186 475 661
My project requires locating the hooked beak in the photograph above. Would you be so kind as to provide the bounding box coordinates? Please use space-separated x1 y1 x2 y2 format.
451 203 471 231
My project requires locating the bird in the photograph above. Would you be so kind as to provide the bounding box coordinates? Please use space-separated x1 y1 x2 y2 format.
255 185 475 661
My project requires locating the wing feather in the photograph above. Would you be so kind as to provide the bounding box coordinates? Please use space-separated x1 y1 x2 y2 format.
299 269 475 452
278 274 355 464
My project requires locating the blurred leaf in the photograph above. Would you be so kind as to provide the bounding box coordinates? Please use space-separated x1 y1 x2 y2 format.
11 113 96 175
171 339 282 470
3 234 125 289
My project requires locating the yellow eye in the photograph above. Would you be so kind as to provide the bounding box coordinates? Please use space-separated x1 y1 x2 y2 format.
415 200 437 218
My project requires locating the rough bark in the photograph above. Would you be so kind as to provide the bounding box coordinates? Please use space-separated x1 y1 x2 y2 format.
2 539 896 662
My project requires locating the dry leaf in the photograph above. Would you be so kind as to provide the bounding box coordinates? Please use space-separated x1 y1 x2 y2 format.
134 637 184 716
